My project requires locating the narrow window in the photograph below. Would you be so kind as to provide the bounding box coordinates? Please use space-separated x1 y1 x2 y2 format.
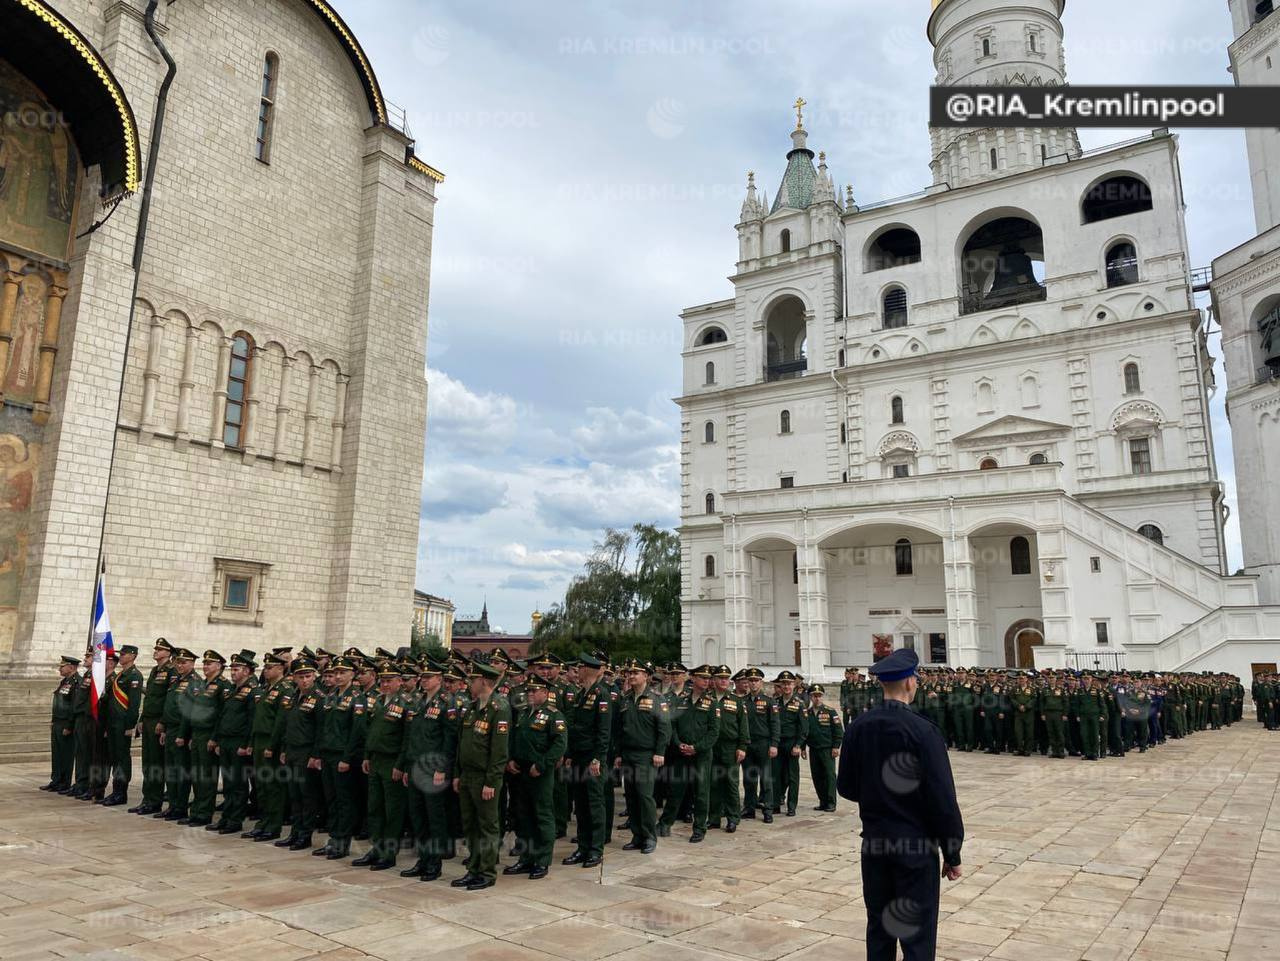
842 471 848 483
256 53 279 163
892 464 910 478
793 552 799 584
224 334 253 448
1129 437 1152 475
704 421 715 443
1123 362 1141 394
1106 242 1139 287
1090 556 1102 573
982 37 992 57
1095 621 1110 645
883 287 908 328
979 457 998 470
891 396 904 424
1040 143 1048 163
990 147 998 170
837 348 845 367
224 575 252 610
840 422 847 444
705 361 715 385
1029 33 1037 52
780 476 795 489
780 228 791 253
705 555 716 578
705 493 715 514
1029 452 1048 465
780 410 791 434
895 539 913 576
1138 524 1164 546
1010 536 1031 575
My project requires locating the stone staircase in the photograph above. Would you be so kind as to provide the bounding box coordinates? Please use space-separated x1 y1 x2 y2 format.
0 680 53 765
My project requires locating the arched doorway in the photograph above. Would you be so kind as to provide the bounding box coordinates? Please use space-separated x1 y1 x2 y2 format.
1003 619 1045 668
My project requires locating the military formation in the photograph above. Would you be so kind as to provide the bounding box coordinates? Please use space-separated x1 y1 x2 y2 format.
42 639 1254 891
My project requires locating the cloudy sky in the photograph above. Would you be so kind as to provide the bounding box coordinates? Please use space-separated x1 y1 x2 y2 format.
338 0 1254 633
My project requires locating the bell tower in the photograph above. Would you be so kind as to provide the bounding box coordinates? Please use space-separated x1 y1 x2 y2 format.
927 0 1082 187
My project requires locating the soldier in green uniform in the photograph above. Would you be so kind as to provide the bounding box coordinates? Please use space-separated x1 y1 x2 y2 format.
951 672 977 751
505 674 568 879
804 684 840 811
658 664 719 842
273 658 323 850
312 657 363 859
399 661 457 881
1072 675 1107 761
1009 675 1036 757
614 659 671 853
243 652 290 841
67 658 95 798
451 660 511 891
209 651 258 834
563 652 612 868
130 639 174 814
43 656 80 793
179 650 231 825
771 671 805 816
1122 681 1152 752
353 665 410 870
1038 677 1070 759
99 644 144 806
708 666 747 833
155 649 197 818
741 667 779 823
839 667 857 728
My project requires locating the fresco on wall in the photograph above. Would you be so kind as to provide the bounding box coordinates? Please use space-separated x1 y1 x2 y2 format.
4 270 46 404
0 408 40 654
0 59 80 263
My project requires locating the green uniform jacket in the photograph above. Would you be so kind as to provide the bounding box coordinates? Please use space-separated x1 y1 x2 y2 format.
398 690 458 776
1071 689 1108 718
744 691 781 746
669 690 720 758
273 686 322 757
180 674 232 739
1038 688 1069 717
364 693 410 760
1010 688 1036 716
251 679 291 740
107 665 144 728
567 679 613 763
510 704 568 771
161 671 196 728
214 678 259 752
714 691 749 753
52 675 76 725
72 671 92 720
142 662 175 719
805 705 841 749
776 693 807 744
615 686 671 760
316 685 363 762
455 694 511 789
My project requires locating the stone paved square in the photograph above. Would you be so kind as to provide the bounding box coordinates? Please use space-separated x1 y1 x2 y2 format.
3 723 1276 961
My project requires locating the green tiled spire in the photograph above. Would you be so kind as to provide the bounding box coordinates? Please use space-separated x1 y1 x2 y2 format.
770 119 819 213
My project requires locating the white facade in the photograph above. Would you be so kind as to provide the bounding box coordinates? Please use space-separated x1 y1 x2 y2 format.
1212 0 1280 605
678 0 1280 679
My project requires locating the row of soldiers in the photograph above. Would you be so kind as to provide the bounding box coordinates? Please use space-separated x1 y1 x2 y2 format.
41 641 847 890
1251 671 1280 730
838 665 1246 759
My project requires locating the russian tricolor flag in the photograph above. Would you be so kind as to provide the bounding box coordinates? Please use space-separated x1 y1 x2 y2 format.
90 573 115 721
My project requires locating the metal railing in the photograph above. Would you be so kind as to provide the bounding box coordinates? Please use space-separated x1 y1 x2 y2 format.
1257 365 1280 385
764 359 808 382
1065 650 1128 672
1190 265 1213 292
960 286 1047 316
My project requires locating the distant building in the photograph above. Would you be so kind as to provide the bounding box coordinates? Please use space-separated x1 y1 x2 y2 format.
413 591 455 647
452 600 492 638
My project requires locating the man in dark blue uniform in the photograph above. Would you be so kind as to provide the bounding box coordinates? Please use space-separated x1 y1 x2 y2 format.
837 648 964 961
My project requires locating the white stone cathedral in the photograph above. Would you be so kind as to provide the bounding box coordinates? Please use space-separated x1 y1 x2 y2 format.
678 0 1280 680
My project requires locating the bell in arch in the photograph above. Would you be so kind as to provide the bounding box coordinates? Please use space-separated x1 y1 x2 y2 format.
985 244 1044 309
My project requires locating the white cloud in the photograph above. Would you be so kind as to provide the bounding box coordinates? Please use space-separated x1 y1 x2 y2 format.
427 368 519 455
421 463 508 520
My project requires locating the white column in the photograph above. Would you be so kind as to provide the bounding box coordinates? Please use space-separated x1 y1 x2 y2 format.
272 354 293 469
242 346 263 461
301 363 320 471
796 510 830 675
1035 524 1073 657
330 373 349 474
209 336 232 450
723 515 754 671
944 531 980 667
139 313 165 435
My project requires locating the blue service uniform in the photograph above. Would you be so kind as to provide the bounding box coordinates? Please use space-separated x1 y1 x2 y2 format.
837 651 964 961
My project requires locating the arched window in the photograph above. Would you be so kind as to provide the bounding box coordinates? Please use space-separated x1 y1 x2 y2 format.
1082 175 1154 223
705 555 717 577
780 228 791 253
839 423 847 444
256 53 279 163
895 539 913 576
837 348 845 367
989 147 998 171
1029 452 1048 465
1123 362 1141 394
865 227 922 271
705 361 715 385
960 216 1045 315
891 395 904 424
705 493 716 514
1010 536 1031 575
1106 242 1139 287
883 287 908 328
780 410 791 434
1029 33 1037 52
697 326 728 346
704 421 715 443
976 380 994 411
224 334 253 448
1138 524 1164 546
979 457 999 470
1020 374 1039 408
982 37 992 56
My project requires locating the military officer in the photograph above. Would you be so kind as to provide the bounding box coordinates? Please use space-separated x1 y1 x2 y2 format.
1072 675 1107 761
131 639 174 814
355 665 410 870
210 650 258 834
614 659 671 853
563 652 612 868
708 665 747 833
658 664 719 842
1009 675 1037 757
399 661 458 881
505 674 568 879
805 685 841 812
451 660 511 891
67 656 95 798
1038 676 1070 759
243 652 290 841
741 668 779 824
99 644 144 806
771 671 806 817
273 657 323 851
179 650 231 826
44 656 80 794
313 657 363 860
155 649 197 818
